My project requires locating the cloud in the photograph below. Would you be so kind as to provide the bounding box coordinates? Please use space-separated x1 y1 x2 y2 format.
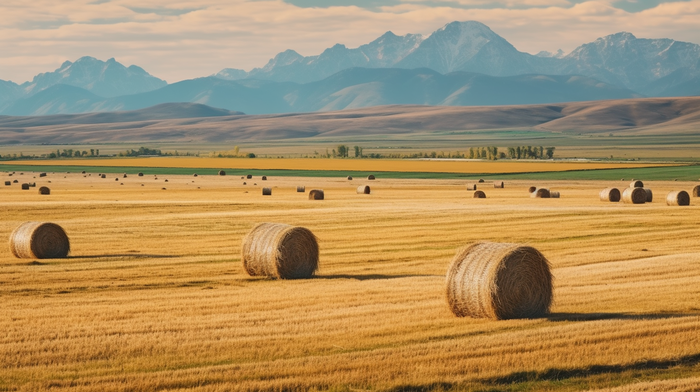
0 0 698 84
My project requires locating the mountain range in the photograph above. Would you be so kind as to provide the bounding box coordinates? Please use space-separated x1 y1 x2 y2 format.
0 21 698 116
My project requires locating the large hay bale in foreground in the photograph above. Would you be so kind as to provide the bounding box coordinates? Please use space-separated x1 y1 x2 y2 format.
622 187 646 204
550 191 560 198
630 180 644 188
643 188 653 202
528 186 536 193
473 190 486 198
262 187 272 196
296 186 305 193
692 185 700 197
9 222 70 259
367 175 376 180
666 190 690 206
446 242 552 320
531 188 550 198
600 187 620 202
308 189 324 200
357 185 370 194
38 186 50 195
493 181 504 188
466 184 477 191
241 223 318 279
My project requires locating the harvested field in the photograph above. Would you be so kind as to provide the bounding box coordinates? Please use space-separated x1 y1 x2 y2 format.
1 173 700 391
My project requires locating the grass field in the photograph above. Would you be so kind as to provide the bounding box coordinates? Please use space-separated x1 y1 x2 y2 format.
1 170 700 391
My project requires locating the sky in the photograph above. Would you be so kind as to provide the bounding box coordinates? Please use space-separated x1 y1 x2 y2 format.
1 0 699 84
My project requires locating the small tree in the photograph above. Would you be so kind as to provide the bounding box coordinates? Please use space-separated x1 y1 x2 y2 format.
545 147 555 159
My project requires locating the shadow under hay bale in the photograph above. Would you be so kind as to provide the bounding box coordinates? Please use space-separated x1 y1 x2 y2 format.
667 190 690 206
528 186 537 193
9 222 70 259
600 187 621 202
466 184 477 191
693 185 700 197
357 185 371 194
218 170 226 176
531 188 550 198
297 186 306 193
21 183 29 190
241 222 318 279
644 188 653 202
446 242 552 320
38 186 50 195
630 180 644 188
473 190 486 198
550 191 560 198
367 175 376 180
622 187 646 204
262 187 272 196
494 181 504 188
308 189 324 200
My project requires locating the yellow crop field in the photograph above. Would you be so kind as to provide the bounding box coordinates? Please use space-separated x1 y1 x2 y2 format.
1 172 700 391
2 157 677 174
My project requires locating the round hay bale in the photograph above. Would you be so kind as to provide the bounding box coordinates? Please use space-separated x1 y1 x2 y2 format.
21 183 29 190
81 171 86 174
243 182 247 185
12 179 18 183
38 186 50 195
308 189 324 200
666 190 690 206
241 222 319 279
39 173 47 177
164 179 168 182
473 190 486 198
528 186 536 193
262 176 267 181
262 187 272 196
193 173 198 177
347 176 353 180
622 187 646 204
357 185 371 194
367 175 376 180
531 188 550 198
246 174 252 179
297 186 305 193
115 178 119 181
493 181 504 188
466 184 477 191
123 174 127 178
600 187 620 202
478 179 485 183
9 222 70 259
643 188 653 203
630 180 644 188
138 172 144 177
445 242 552 320
4 181 10 186
692 185 700 197
550 191 560 198
101 174 106 179
218 170 226 176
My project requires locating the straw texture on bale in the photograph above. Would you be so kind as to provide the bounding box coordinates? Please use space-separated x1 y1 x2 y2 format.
466 184 477 191
622 187 646 204
218 170 226 176
630 180 644 188
494 181 504 188
347 176 353 180
357 185 371 194
241 222 318 279
531 188 550 198
693 185 700 197
644 188 653 203
528 186 536 193
445 242 552 320
367 175 376 180
21 183 29 190
38 186 50 195
262 187 272 196
9 222 70 259
473 190 486 198
600 187 621 202
308 189 324 200
296 186 305 193
550 191 560 198
262 176 267 180
666 190 690 206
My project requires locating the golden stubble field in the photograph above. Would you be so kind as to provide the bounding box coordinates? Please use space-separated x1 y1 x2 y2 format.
1 171 700 391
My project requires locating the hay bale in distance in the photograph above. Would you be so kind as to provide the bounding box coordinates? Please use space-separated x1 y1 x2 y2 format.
528 186 536 193
218 170 226 176
39 173 47 177
101 174 106 179
347 176 353 180
123 174 128 178
600 187 621 202
297 186 306 193
550 191 560 198
367 175 376 180
622 187 646 204
478 179 485 183
494 181 504 188
21 183 29 190
692 185 700 197
38 186 50 195
12 180 18 183
630 180 644 188
473 190 486 198
4 181 10 186
531 188 550 198
138 172 144 177
644 188 653 203
115 178 119 181
466 184 477 191
666 190 690 206
246 174 253 179
357 185 371 194
262 187 272 196
9 222 70 259
241 222 319 279
262 176 267 181
308 189 324 200
446 242 552 320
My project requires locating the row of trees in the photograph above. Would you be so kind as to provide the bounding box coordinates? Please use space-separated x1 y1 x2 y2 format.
322 146 555 160
48 149 100 158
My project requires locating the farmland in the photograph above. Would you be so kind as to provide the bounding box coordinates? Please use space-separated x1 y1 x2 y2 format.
1 167 700 391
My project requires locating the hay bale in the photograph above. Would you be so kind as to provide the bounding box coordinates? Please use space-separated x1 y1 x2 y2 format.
123 174 127 178
445 242 552 320
164 179 168 182
21 183 29 190
347 176 353 180
622 187 646 204
357 185 370 194
38 186 50 195
242 223 318 279
600 187 620 202
493 181 504 188
39 173 47 177
81 171 86 174
466 184 477 191
531 188 550 198
666 190 690 206
101 174 106 179
692 185 700 197
297 186 305 193
262 176 267 180
246 174 252 179
308 189 324 200
478 179 485 183
9 222 70 259
29 183 36 187
630 180 644 188
138 172 144 177
12 180 18 183
115 178 119 181
528 186 536 193
643 188 653 203
243 182 247 185
4 181 10 186
550 191 560 198
218 170 226 176
473 190 486 198
262 187 272 196
367 175 376 180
